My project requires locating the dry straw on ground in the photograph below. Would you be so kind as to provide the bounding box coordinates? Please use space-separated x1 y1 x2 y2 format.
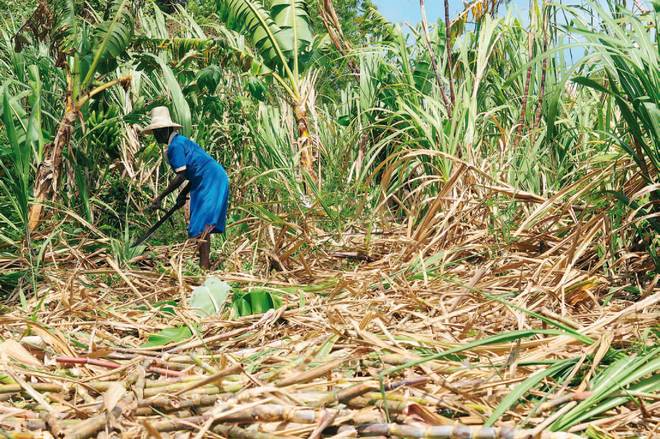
0 171 657 438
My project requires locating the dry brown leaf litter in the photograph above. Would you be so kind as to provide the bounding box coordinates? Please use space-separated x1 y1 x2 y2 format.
0 183 658 439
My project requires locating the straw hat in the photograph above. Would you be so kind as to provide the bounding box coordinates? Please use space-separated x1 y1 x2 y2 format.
141 106 182 134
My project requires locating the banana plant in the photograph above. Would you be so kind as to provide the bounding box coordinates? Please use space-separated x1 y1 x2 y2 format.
27 0 135 231
215 0 319 182
0 66 43 241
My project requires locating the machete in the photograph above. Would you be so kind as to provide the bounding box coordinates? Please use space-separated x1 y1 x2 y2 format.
131 198 186 248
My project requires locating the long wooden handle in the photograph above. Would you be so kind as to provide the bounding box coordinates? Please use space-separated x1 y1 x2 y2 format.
131 200 185 248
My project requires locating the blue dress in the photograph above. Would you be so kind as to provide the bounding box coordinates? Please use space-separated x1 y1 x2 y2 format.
166 134 229 238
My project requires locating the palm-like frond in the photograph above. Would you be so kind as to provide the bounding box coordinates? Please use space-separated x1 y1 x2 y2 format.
270 0 313 74
216 0 289 75
82 0 133 88
362 4 399 42
51 0 77 62
216 0 315 83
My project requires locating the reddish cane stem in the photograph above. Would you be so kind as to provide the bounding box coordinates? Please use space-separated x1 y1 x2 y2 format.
56 357 121 369
56 357 185 377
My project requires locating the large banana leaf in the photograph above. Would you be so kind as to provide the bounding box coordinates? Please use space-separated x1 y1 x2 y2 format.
51 0 78 54
216 0 313 80
92 19 133 75
81 0 133 88
270 0 313 70
216 0 288 73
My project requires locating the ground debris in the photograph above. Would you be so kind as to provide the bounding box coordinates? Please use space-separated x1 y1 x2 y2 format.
1 225 657 438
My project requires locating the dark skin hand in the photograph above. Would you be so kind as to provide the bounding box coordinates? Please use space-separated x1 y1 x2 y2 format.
148 173 187 211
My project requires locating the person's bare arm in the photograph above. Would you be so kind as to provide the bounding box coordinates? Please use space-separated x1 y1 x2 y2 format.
175 181 191 205
150 172 186 210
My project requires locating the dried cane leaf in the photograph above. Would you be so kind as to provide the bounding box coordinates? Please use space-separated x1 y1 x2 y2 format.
0 340 42 367
104 382 126 412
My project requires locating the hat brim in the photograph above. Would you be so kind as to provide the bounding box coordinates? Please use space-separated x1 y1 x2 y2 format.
141 122 183 134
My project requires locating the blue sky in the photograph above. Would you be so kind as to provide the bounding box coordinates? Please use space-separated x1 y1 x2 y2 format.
370 1 651 63
370 0 585 61
371 0 652 25
372 0 530 26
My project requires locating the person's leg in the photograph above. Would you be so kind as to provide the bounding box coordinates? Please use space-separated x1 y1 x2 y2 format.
198 236 211 269
197 225 214 269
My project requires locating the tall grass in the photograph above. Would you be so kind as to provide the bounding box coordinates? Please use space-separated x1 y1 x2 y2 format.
0 1 656 286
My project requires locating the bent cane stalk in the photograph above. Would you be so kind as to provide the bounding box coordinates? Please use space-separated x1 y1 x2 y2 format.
28 74 131 231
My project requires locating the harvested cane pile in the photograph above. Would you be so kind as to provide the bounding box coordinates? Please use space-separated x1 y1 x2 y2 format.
1 182 658 439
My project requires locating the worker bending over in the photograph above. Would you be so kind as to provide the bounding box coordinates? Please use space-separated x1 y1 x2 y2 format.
142 106 229 269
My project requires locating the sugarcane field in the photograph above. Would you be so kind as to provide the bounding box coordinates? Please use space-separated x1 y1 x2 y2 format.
0 0 658 438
